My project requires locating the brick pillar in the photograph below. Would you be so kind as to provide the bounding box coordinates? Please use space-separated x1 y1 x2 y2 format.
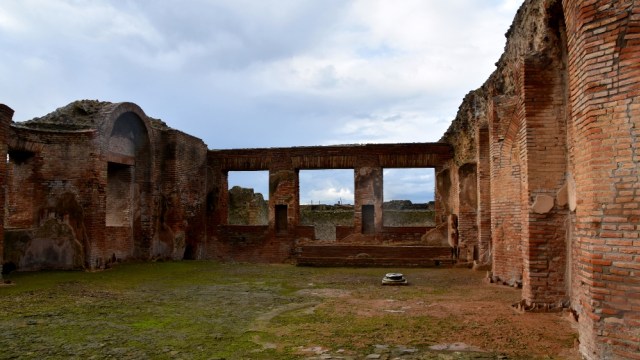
563 1 640 358
521 53 568 305
457 163 478 262
269 151 298 233
204 158 227 259
0 104 14 278
434 166 450 225
354 163 383 236
477 127 492 264
488 94 523 284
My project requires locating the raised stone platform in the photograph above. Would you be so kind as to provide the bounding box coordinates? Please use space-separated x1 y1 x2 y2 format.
295 245 453 267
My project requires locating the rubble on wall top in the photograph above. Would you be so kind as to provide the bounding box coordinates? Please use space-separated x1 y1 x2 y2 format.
14 99 172 132
18 100 111 130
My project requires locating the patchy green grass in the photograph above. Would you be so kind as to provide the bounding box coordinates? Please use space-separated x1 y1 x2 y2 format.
0 262 578 359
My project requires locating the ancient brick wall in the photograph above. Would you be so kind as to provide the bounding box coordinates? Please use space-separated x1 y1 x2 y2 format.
0 105 13 272
562 1 640 358
354 164 383 235
440 0 640 358
155 130 208 260
5 126 99 270
99 105 155 266
457 163 478 262
207 144 451 262
2 101 211 270
476 127 492 264
489 95 525 286
521 52 569 305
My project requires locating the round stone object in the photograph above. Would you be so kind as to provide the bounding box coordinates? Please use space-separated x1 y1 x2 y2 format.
382 273 408 285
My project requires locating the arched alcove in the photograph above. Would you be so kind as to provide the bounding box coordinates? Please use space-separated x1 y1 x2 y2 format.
105 110 152 261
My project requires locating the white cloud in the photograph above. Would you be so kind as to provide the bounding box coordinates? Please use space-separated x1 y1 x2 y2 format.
383 168 435 202
307 187 354 205
0 0 524 200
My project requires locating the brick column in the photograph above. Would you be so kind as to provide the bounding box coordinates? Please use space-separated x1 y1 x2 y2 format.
434 166 451 225
269 151 298 233
477 127 492 264
563 1 640 358
521 53 568 305
354 162 383 235
0 104 14 278
457 163 478 262
489 94 524 284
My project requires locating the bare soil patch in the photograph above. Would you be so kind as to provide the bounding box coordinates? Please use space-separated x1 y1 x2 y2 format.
0 262 579 359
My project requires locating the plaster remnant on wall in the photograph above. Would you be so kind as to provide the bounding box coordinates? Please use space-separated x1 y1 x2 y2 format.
532 194 554 214
567 174 576 212
556 182 568 207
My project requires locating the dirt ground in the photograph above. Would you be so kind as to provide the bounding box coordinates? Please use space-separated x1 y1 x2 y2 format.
280 268 580 359
0 262 580 359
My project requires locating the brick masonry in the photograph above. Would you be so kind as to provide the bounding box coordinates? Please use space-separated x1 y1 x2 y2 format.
0 104 13 274
2 1 640 358
440 1 640 358
206 144 452 262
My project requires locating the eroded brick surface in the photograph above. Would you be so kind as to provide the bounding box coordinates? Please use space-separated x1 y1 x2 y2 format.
440 1 640 358
2 1 640 358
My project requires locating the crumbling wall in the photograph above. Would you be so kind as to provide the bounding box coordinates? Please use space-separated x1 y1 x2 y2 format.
441 0 640 358
299 204 354 240
0 104 13 274
3 101 209 270
5 125 98 270
489 95 525 286
207 144 452 261
154 129 208 260
562 1 640 358
228 186 268 226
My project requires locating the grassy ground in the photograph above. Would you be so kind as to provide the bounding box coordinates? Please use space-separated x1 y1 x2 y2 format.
0 262 578 359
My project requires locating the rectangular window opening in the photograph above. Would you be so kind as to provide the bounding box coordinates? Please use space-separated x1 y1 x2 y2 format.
298 169 354 240
382 168 435 227
227 170 269 225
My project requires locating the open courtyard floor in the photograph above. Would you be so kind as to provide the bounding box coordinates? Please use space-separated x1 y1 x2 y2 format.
0 262 579 359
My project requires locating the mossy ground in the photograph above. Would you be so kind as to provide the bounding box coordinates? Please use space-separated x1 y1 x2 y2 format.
0 262 578 359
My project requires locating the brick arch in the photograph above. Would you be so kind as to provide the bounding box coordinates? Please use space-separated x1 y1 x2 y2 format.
100 103 155 262
98 102 154 148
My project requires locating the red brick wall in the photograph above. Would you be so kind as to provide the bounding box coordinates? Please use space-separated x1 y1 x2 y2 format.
354 164 383 234
104 226 134 260
441 1 640 358
433 165 447 225
458 163 478 261
476 127 492 264
0 104 14 270
6 127 101 269
489 95 524 284
156 130 208 260
212 225 295 263
521 53 569 305
562 1 640 358
207 144 451 262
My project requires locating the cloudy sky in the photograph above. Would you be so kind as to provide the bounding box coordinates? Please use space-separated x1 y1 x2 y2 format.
0 0 523 204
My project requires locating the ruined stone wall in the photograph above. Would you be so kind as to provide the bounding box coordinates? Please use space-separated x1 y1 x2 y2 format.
300 205 354 240
228 186 268 226
489 95 525 285
0 105 13 273
440 0 640 358
154 129 208 260
5 126 99 270
476 127 492 264
2 101 210 270
562 1 640 358
207 144 451 261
